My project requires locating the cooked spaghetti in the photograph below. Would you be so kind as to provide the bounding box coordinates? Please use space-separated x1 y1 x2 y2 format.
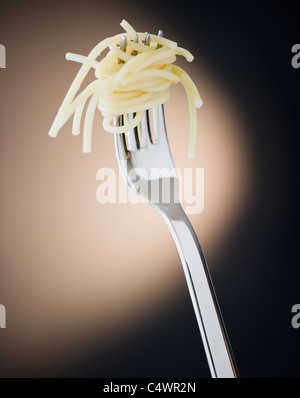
48 20 202 157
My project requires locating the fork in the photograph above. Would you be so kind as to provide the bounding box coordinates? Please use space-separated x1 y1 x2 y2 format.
114 33 239 379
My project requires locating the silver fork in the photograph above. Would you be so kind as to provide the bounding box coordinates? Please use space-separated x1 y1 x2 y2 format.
114 33 238 379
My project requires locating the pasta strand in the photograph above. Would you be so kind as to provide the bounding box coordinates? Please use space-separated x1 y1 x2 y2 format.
49 20 203 157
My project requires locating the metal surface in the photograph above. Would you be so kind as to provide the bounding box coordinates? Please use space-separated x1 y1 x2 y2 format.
114 32 239 379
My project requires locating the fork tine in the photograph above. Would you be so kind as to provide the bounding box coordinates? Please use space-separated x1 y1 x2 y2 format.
115 35 137 153
152 30 164 144
124 34 140 151
118 36 127 62
125 113 136 151
113 114 129 159
136 33 153 148
152 106 161 144
156 30 163 49
114 36 127 149
154 103 168 145
140 111 150 148
114 131 127 160
125 34 140 151
143 32 151 45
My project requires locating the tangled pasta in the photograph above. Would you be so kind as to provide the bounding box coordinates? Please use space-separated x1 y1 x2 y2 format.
48 20 202 157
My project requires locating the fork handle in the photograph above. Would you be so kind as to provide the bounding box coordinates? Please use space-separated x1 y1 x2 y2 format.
158 203 239 378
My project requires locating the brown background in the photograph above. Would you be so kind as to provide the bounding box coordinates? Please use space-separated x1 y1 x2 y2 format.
0 0 299 378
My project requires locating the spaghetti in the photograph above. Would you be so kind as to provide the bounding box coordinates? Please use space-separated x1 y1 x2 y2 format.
49 20 202 157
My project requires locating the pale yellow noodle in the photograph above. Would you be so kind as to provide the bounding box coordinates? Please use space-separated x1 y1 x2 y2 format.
49 19 202 156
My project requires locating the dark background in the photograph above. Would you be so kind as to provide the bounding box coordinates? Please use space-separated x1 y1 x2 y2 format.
0 0 299 378
64 0 300 378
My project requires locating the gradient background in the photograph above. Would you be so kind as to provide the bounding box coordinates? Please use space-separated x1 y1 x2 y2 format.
0 0 299 378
